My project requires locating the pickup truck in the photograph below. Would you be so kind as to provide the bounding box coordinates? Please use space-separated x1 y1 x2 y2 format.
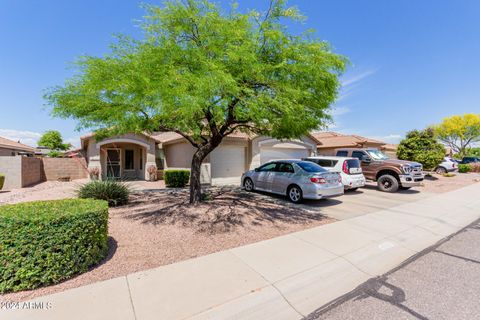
334 148 424 192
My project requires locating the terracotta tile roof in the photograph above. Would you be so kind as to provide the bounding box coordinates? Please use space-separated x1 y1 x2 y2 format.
0 136 36 152
312 131 386 149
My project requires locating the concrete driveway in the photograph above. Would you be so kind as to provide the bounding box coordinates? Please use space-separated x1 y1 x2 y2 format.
299 184 433 221
250 183 433 221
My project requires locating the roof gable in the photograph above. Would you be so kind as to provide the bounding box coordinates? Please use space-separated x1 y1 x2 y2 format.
0 136 36 152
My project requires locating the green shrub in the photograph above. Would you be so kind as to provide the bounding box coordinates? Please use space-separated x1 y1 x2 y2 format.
77 180 130 206
164 170 190 188
396 128 445 170
0 199 109 293
0 174 4 190
458 164 471 173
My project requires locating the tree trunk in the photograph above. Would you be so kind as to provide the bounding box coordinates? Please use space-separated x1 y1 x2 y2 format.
189 150 205 204
189 135 224 204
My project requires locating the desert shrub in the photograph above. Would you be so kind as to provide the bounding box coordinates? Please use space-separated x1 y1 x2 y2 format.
164 170 190 188
77 180 130 206
47 150 63 158
0 199 109 293
458 164 471 173
470 163 480 173
0 174 4 190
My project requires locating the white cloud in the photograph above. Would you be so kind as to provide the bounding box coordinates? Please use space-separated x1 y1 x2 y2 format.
64 137 81 148
337 68 378 102
376 134 403 144
329 106 351 117
0 129 41 147
341 69 378 87
0 129 80 149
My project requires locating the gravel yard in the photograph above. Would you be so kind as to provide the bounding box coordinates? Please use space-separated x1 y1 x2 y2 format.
1 172 479 302
1 186 332 302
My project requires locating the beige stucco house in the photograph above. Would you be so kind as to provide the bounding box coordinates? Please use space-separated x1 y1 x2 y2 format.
81 132 320 185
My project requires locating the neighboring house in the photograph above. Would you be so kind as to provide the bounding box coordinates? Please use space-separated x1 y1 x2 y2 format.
81 132 319 185
0 136 36 156
382 144 399 159
311 132 387 155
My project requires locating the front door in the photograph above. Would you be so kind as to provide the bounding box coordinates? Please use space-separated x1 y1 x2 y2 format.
106 149 121 179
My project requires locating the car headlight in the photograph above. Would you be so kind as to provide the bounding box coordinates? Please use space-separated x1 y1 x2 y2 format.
402 165 412 174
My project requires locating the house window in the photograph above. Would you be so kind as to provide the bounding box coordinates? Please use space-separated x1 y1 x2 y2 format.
125 149 134 170
139 150 143 170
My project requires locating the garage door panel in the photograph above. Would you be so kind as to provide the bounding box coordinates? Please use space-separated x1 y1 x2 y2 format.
260 148 309 164
211 146 246 179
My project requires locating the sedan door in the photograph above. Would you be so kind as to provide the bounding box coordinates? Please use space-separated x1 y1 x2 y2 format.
272 163 295 194
254 162 278 191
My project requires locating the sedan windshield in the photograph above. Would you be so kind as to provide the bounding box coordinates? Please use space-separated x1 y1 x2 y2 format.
297 161 328 173
367 150 389 160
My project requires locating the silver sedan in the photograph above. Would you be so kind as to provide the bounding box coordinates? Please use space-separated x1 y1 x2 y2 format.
241 160 344 203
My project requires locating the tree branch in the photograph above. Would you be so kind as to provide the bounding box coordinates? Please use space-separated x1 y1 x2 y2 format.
158 125 200 148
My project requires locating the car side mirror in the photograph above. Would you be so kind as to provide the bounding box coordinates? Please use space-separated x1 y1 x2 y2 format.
254 168 259 172
362 155 372 162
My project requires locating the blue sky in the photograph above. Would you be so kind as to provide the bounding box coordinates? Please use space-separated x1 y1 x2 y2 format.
1 0 479 147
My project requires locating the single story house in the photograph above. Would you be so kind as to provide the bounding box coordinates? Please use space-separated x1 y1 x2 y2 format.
0 136 36 157
382 143 399 159
311 131 388 155
80 132 320 185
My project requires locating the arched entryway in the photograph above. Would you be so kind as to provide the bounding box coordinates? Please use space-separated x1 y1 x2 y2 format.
97 139 149 180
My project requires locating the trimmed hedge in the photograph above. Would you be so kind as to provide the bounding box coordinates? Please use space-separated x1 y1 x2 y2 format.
0 174 4 190
458 164 471 173
0 199 109 293
77 180 130 206
164 170 190 188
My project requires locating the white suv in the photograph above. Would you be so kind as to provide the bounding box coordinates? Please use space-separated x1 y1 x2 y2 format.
303 156 366 191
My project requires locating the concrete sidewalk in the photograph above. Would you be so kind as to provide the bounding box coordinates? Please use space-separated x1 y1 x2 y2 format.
2 183 480 320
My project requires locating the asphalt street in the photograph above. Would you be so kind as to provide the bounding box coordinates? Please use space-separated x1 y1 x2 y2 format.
307 218 480 320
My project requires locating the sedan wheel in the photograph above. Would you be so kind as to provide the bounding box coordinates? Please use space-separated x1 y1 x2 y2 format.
244 178 254 191
288 186 303 203
435 166 447 174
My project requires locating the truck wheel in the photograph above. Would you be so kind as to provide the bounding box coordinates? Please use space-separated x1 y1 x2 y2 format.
377 174 399 193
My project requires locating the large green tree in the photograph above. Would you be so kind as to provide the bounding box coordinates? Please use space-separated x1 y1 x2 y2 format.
45 0 347 203
433 114 480 157
38 130 71 151
397 128 445 170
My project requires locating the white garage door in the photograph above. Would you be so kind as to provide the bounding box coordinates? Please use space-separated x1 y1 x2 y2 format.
210 146 246 185
260 147 309 164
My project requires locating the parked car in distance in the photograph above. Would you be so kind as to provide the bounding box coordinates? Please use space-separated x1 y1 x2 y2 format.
435 157 458 174
303 156 366 191
335 148 424 193
241 160 344 203
459 156 480 164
